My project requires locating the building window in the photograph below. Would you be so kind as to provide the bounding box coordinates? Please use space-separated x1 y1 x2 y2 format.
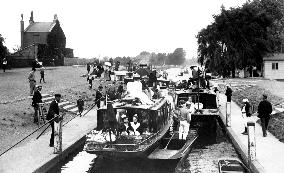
272 62 278 70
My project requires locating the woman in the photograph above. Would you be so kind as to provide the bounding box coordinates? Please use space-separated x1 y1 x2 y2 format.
130 114 142 135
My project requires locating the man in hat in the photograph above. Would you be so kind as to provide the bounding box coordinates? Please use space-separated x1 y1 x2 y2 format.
32 85 42 123
118 114 134 135
47 94 61 147
225 84 233 102
95 85 103 108
241 98 251 135
257 94 272 137
28 68 36 96
178 100 192 140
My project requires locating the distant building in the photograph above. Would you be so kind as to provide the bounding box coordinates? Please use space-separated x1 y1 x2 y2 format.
9 11 73 67
263 53 284 80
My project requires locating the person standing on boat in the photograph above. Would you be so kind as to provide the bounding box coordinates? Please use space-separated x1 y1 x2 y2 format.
225 84 233 102
118 114 134 135
179 100 191 140
241 99 251 135
95 85 103 108
257 94 272 137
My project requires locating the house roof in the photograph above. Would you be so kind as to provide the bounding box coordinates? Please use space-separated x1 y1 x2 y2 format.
263 53 284 61
24 22 56 32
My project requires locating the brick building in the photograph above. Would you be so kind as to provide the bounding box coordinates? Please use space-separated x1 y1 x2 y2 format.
9 12 73 67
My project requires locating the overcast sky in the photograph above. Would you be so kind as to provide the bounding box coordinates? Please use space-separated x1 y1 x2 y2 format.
0 0 247 59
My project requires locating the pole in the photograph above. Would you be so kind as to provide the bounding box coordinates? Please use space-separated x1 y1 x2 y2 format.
226 102 231 126
248 121 256 168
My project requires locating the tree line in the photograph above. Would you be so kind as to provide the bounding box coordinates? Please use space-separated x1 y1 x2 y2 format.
112 48 186 66
197 0 284 77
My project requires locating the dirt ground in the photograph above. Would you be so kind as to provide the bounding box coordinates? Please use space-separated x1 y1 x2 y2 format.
0 66 111 154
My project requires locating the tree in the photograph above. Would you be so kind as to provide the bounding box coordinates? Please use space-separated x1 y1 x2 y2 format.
0 34 9 61
197 0 284 77
168 48 186 65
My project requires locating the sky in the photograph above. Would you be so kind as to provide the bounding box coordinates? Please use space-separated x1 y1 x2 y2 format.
0 0 248 59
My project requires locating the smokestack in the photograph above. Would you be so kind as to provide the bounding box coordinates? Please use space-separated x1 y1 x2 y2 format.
20 14 24 48
53 14 58 23
29 11 34 25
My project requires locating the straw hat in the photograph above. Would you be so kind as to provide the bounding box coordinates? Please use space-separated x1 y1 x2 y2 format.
242 98 249 103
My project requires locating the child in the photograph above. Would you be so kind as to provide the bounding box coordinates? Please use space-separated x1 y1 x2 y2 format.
77 96 84 116
40 66 46 83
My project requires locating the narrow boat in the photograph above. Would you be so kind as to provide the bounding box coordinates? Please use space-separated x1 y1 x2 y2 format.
218 158 250 173
84 85 175 159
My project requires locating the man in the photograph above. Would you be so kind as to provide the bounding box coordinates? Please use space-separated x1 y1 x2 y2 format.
241 98 251 135
107 81 116 100
179 100 192 140
28 68 36 96
118 114 134 135
46 94 61 147
95 86 103 108
257 94 272 137
32 85 42 123
77 95 84 116
225 84 233 102
87 63 90 74
2 58 7 72
39 66 46 83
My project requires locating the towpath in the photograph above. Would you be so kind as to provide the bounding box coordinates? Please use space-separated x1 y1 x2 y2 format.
0 108 97 173
218 93 284 173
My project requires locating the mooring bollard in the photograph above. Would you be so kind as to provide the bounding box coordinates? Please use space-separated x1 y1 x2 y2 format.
226 102 231 126
248 121 256 167
54 115 63 154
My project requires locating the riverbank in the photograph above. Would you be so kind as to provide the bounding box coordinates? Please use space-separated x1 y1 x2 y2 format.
0 66 104 154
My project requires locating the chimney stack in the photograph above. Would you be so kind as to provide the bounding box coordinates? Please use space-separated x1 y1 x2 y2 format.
53 14 58 23
29 11 34 25
20 14 24 48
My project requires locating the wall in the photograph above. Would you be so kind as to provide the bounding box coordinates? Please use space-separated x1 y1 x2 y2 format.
264 61 284 79
23 32 48 48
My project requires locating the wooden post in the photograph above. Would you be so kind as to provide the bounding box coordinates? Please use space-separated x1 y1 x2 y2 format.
54 116 62 154
248 121 256 167
226 102 231 126
39 103 45 123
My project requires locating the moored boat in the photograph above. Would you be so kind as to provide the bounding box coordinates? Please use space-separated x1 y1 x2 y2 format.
84 83 175 159
218 158 249 173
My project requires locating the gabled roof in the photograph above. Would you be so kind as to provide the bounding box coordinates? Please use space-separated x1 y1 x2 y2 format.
263 53 284 61
24 22 56 33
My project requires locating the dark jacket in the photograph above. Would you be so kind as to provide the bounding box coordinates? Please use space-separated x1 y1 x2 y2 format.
244 102 251 117
95 90 102 103
77 99 84 108
47 100 59 121
258 100 272 118
32 90 42 107
225 87 233 102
